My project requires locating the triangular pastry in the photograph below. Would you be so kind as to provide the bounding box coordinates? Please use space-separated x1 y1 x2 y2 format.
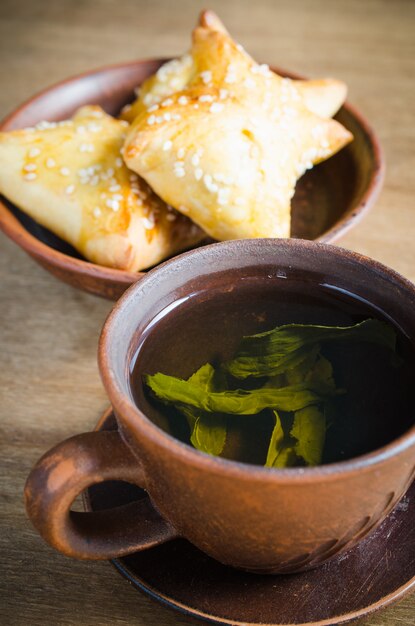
121 11 347 123
123 12 353 240
0 106 204 271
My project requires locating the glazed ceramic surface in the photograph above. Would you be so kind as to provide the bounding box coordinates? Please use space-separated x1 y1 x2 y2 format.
25 239 415 574
0 61 384 299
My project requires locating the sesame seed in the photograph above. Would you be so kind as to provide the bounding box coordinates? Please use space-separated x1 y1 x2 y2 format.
193 104 199 109
200 70 212 84
93 207 102 218
46 158 56 169
90 109 104 118
76 125 86 134
155 116 164 124
219 89 229 100
210 102 224 113
191 154 200 166
112 194 123 201
143 216 155 229
106 199 120 211
161 98 173 107
163 112 171 121
199 94 214 103
194 168 203 181
66 184 75 195
60 167 70 176
28 147 41 158
244 77 256 89
90 176 99 186
24 173 37 181
106 168 114 177
87 123 102 133
122 103 132 114
24 163 37 172
129 173 138 182
163 140 173 151
166 213 177 221
147 104 159 112
115 157 123 168
177 148 185 159
174 168 185 178
147 115 156 125
109 184 121 192
204 174 212 186
79 143 95 153
172 113 181 120
178 96 188 105
235 197 244 205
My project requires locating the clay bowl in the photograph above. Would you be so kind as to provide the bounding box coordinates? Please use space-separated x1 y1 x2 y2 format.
0 60 384 300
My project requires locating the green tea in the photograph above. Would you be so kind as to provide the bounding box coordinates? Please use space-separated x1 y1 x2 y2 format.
131 278 415 466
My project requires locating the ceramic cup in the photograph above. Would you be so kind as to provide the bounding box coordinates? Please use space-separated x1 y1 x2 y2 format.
25 239 415 574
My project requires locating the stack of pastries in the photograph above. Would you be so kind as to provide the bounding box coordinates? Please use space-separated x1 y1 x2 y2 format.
0 11 352 272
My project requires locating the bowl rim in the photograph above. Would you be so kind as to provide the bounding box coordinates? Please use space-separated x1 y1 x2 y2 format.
0 58 385 288
99 237 415 482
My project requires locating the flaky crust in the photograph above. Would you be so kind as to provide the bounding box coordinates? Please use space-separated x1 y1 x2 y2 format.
123 12 352 241
0 106 204 271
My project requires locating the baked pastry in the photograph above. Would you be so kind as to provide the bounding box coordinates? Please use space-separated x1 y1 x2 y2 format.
121 12 347 124
123 11 352 240
0 106 204 271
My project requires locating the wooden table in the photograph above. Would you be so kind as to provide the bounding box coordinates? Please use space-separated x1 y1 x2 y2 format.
0 0 414 624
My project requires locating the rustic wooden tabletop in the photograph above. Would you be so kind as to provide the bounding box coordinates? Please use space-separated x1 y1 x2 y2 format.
0 0 414 624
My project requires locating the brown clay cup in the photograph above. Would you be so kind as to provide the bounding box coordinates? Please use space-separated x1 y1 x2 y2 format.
24 239 415 574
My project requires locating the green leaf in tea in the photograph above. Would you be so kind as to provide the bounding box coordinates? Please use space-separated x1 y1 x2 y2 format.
178 363 227 456
144 318 398 469
226 319 396 379
291 405 326 466
145 373 331 415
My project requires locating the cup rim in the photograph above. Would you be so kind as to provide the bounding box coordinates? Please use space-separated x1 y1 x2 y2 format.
99 238 415 481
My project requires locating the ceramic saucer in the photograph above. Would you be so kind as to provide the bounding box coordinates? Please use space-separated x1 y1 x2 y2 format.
85 409 415 626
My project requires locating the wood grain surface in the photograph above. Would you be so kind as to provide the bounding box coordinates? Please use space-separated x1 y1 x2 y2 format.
0 1 414 624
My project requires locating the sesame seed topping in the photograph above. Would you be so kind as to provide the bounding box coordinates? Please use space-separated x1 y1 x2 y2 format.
166 212 177 221
24 173 37 181
60 167 70 176
147 115 156 125
161 98 173 107
109 184 121 192
90 109 104 118
155 116 164 124
65 184 75 195
174 168 185 178
79 143 95 153
199 94 214 103
93 207 102 218
163 140 173 151
46 158 56 169
244 77 256 89
24 163 37 172
112 194 123 201
235 197 244 205
106 199 120 211
87 123 102 133
193 104 199 109
191 154 200 166
28 147 41 158
172 113 181 120
163 112 171 121
115 157 123 168
200 70 212 85
177 148 186 159
219 89 229 100
147 104 159 112
210 102 224 113
194 168 203 181
178 96 188 105
143 216 155 230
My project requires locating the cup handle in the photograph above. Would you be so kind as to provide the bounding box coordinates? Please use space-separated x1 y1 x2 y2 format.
24 428 178 559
